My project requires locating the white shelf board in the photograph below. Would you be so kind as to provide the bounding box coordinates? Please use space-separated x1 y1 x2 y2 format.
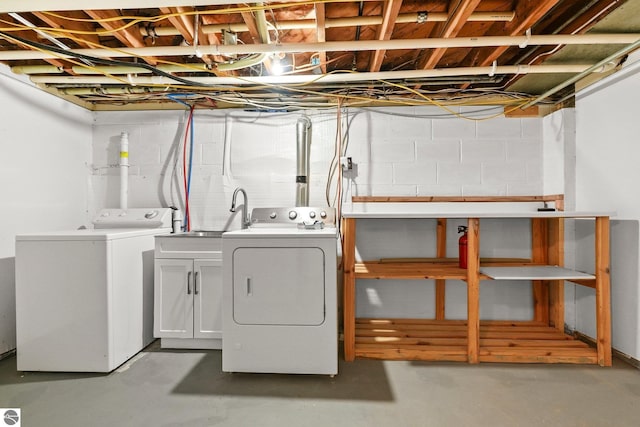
480 266 595 281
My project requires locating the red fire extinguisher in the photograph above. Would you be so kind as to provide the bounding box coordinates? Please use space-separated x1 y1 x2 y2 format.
458 226 468 269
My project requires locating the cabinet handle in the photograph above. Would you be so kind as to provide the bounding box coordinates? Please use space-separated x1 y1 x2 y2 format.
194 271 199 295
246 277 252 296
187 271 192 295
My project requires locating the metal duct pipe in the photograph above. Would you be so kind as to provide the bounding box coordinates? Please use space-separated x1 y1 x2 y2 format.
296 116 311 207
2 34 639 61
29 63 618 86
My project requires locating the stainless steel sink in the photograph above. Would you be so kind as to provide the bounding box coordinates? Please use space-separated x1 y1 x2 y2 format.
168 230 225 238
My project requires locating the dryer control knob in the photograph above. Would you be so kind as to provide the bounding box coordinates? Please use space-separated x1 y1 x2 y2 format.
320 211 327 219
309 211 316 219
288 211 298 220
270 212 277 219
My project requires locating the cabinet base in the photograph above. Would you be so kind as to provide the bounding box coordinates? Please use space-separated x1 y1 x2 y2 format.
160 338 222 350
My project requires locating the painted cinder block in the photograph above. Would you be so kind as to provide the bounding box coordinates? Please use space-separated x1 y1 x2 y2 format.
437 162 482 185
461 140 506 163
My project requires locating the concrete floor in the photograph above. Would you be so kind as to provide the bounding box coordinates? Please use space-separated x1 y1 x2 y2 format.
1 342 640 427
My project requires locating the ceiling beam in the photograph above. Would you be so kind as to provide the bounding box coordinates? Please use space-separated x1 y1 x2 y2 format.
158 6 217 67
461 0 561 69
84 9 157 65
315 3 327 74
31 11 100 47
417 0 481 70
368 0 403 72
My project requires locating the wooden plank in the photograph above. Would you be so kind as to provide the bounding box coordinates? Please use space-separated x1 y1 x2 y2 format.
314 4 327 74
436 218 447 320
548 218 565 331
352 195 564 203
356 318 466 325
356 329 576 340
531 218 549 323
460 0 561 73
479 354 598 364
417 0 482 70
342 217 357 362
568 278 596 288
467 217 480 363
354 262 472 280
357 336 589 348
85 9 157 65
380 257 532 264
595 216 612 366
356 323 562 333
355 347 468 362
368 0 403 72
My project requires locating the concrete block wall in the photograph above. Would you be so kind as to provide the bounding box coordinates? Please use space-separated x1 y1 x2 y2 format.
342 107 543 205
92 105 545 321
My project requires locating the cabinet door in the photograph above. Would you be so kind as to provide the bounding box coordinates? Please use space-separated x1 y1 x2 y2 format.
154 259 194 338
194 259 223 339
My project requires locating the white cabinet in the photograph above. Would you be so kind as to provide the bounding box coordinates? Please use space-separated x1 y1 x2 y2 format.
154 235 222 349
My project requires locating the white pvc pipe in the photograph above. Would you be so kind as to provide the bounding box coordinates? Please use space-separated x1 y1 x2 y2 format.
119 132 129 209
28 64 617 86
2 34 639 61
140 11 515 37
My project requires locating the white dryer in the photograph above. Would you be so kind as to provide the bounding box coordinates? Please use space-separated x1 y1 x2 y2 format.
15 208 172 372
222 207 338 375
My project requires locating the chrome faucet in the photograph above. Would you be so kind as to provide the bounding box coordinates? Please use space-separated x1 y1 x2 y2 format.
230 187 251 229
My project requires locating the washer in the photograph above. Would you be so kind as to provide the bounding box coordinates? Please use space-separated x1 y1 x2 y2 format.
222 207 338 375
15 208 172 372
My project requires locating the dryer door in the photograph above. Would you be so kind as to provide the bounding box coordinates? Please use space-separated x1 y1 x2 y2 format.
232 247 325 326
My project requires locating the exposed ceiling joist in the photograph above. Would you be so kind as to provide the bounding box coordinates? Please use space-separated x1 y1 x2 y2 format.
418 0 482 70
0 0 637 110
368 0 403 72
84 9 157 65
315 3 327 74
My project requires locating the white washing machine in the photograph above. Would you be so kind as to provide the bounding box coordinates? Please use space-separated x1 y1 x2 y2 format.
222 207 338 375
15 208 173 372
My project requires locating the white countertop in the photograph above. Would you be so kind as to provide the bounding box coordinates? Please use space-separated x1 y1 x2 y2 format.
342 210 613 219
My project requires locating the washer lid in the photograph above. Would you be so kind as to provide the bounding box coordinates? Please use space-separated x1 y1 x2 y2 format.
16 228 171 241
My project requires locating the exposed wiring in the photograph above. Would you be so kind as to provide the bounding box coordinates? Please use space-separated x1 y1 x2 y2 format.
181 106 195 231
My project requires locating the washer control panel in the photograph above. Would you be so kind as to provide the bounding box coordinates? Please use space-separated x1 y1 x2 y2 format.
251 207 336 226
92 208 173 229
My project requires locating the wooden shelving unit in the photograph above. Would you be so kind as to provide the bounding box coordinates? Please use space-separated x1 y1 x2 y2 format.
341 196 612 366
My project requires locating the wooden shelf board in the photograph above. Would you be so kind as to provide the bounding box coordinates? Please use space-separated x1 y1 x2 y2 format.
355 262 484 280
353 318 597 364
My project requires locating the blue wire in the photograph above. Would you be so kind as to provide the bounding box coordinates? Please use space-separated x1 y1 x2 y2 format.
166 93 191 108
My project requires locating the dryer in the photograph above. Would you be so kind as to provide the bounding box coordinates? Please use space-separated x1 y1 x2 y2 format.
222 207 338 375
15 208 172 372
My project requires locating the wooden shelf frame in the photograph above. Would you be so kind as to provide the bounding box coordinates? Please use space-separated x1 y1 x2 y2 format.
341 209 612 366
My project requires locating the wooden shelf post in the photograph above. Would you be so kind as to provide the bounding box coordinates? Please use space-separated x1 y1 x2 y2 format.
342 217 357 362
595 216 612 366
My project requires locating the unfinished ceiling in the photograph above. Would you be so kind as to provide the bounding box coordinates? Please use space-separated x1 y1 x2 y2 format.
0 0 639 112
